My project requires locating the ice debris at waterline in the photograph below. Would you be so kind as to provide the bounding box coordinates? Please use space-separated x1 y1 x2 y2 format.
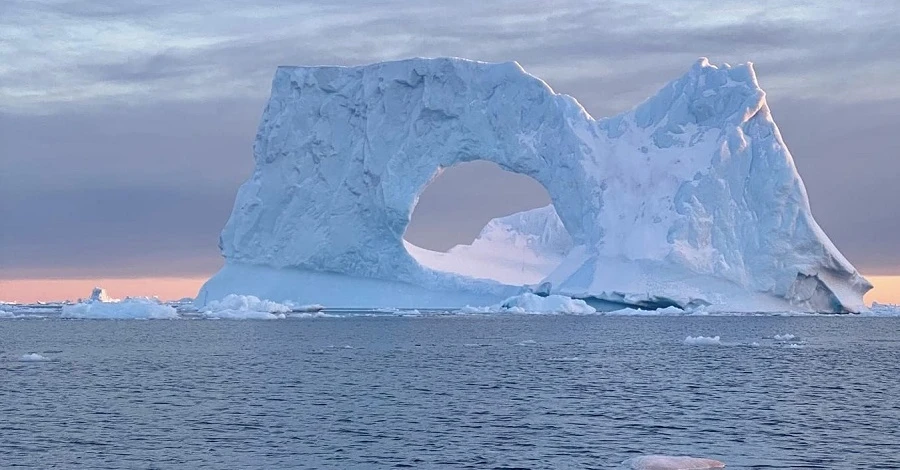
19 353 51 362
196 57 869 313
200 294 289 319
684 335 722 346
61 296 178 319
622 455 725 470
461 293 596 314
865 302 900 316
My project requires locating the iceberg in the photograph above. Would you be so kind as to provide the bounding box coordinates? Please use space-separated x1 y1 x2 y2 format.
61 295 178 319
197 57 870 313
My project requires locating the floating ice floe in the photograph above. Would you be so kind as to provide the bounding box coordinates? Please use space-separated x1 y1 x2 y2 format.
684 335 722 346
200 294 290 319
461 293 596 314
773 333 796 341
19 353 50 362
606 306 686 316
61 296 178 319
622 455 725 469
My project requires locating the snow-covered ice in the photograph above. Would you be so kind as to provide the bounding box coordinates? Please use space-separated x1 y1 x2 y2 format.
622 455 725 469
684 335 722 345
61 296 178 319
193 57 870 312
774 333 796 341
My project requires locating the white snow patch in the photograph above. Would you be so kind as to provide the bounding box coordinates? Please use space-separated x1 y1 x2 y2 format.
19 353 50 362
200 294 289 319
622 455 725 470
684 335 722 345
61 297 177 319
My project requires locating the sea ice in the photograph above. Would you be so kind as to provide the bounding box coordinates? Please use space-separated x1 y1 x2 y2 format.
684 335 722 345
865 302 900 316
61 297 178 319
605 306 687 316
622 455 725 469
774 333 796 341
19 353 50 362
499 293 596 314
200 294 289 319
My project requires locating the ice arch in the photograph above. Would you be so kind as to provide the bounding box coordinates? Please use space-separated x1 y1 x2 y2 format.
403 161 571 286
198 57 871 312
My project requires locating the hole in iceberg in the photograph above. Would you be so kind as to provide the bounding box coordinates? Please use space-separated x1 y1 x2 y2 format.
403 160 574 287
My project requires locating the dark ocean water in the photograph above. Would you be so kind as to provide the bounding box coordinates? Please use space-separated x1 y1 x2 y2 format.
1 315 899 469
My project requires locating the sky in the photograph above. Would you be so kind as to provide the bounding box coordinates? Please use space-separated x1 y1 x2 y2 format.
1 0 898 303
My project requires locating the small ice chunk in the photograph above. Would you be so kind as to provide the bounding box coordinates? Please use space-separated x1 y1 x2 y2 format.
622 455 725 469
684 335 721 345
201 294 290 319
606 306 686 316
287 303 325 312
20 353 50 362
499 293 596 314
786 343 804 349
773 333 795 341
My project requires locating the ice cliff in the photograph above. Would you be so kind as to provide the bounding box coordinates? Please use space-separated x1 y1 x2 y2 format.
198 57 871 312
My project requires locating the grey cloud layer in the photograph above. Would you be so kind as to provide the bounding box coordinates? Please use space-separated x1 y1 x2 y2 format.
1 0 898 277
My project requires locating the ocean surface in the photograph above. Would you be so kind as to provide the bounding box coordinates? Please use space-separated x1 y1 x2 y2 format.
2 314 899 469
